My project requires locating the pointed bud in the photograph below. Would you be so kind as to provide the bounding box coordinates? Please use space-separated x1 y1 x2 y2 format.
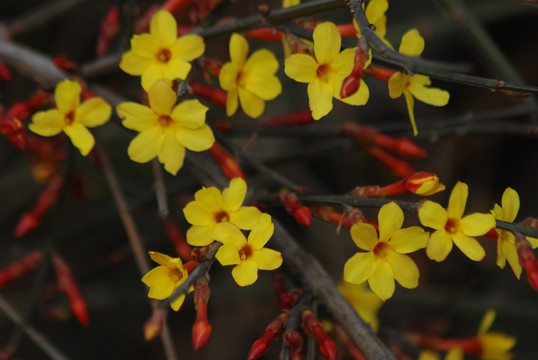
364 65 397 83
341 40 369 99
302 308 337 360
248 312 289 360
192 312 212 351
279 190 311 227
260 110 313 127
96 6 120 57
208 143 246 181
244 28 283 41
279 288 304 310
188 80 226 108
366 146 414 178
144 308 167 340
0 250 44 288
0 62 11 81
192 277 212 350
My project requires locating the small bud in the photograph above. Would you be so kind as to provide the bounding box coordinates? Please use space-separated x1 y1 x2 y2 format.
279 190 311 227
0 62 12 81
516 234 538 291
279 288 304 310
283 330 304 349
364 65 397 83
0 250 44 288
336 23 358 38
366 146 414 178
192 277 212 350
208 143 246 180
144 308 167 340
243 28 283 41
248 312 289 360
341 41 369 99
188 80 226 108
260 109 313 127
302 309 337 360
404 172 445 195
96 6 120 56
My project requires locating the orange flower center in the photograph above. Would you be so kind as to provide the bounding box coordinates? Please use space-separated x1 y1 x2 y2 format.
445 218 459 234
316 63 331 82
65 111 75 125
373 242 390 258
157 48 172 63
239 244 253 261
169 269 184 283
214 210 230 223
157 115 173 127
235 70 245 86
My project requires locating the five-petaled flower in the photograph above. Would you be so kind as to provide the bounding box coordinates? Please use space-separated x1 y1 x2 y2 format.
141 251 189 311
29 79 111 156
183 177 262 246
284 21 369 120
388 29 449 135
219 33 282 118
119 10 205 91
214 213 283 286
418 181 495 262
117 79 214 175
343 202 428 300
491 187 538 278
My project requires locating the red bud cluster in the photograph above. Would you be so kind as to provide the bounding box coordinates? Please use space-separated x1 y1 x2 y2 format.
208 143 246 180
0 250 44 288
302 308 338 360
279 189 312 227
247 312 289 360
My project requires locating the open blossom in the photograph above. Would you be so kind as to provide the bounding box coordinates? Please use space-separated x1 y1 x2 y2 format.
29 79 111 156
219 33 282 118
214 213 282 286
491 187 538 278
119 10 205 90
141 251 189 311
117 79 214 175
183 178 262 246
337 281 383 331
418 181 495 262
388 29 449 135
284 21 369 120
344 202 428 300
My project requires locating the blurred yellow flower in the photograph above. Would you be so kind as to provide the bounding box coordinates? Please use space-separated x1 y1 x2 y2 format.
418 181 495 262
337 281 383 331
219 33 282 118
120 10 205 91
117 79 214 175
388 29 449 135
214 213 282 286
141 251 189 311
344 202 428 300
183 178 262 246
29 79 111 156
282 0 300 7
477 309 516 360
284 21 369 120
353 0 389 40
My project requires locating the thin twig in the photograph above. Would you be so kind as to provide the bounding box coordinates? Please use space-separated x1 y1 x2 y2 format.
152 159 169 218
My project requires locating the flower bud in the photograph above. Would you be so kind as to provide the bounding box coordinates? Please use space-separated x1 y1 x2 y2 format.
188 80 227 108
302 308 337 360
404 172 445 195
208 143 246 181
144 308 166 340
248 312 289 360
0 250 44 288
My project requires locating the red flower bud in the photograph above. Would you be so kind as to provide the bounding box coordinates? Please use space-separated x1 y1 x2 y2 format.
96 6 120 56
260 110 314 127
516 235 538 291
366 146 414 178
341 42 369 99
0 250 44 288
161 217 191 261
279 288 304 310
365 65 397 83
208 143 246 180
243 28 283 41
53 55 79 74
284 330 304 349
188 80 226 108
192 278 212 350
403 171 445 195
0 62 12 81
302 308 337 360
279 190 311 227
248 312 289 360
144 307 167 340
336 23 357 38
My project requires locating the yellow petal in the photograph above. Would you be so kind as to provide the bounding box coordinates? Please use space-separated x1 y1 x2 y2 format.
29 110 65 136
172 34 205 61
231 259 258 286
175 124 214 152
148 80 176 115
418 201 448 230
130 34 160 57
119 51 150 75
447 182 468 219
390 227 429 254
55 79 81 114
148 251 174 267
284 54 318 83
368 260 394 300
247 213 274 249
238 88 265 119
64 123 95 156
330 47 355 77
118 102 158 131
222 178 247 212
343 252 377 285
308 78 333 120
141 64 167 91
501 187 519 222
163 57 191 81
366 0 388 24
215 244 241 265
453 232 485 261
229 33 249 67
219 62 239 91
313 22 341 65
399 28 424 57
194 186 223 213
386 251 419 289
378 202 403 242
479 332 516 359
243 72 282 101
170 293 186 311
158 130 185 175
252 248 282 270
503 240 522 279
409 79 450 107
478 309 496 334
183 202 211 226
185 225 214 246
127 126 162 163
388 72 407 99
150 10 177 47
244 49 279 75
76 97 111 127
459 213 495 236
213 221 246 248
350 223 379 251
226 89 239 117
426 230 453 262
142 266 175 299
404 91 418 136
229 207 262 230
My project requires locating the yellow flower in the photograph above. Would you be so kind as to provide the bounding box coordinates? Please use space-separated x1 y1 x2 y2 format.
119 10 205 91
218 33 282 118
477 309 516 360
353 0 389 40
214 213 283 286
343 202 428 300
141 251 189 311
29 79 111 156
388 29 449 135
491 187 538 279
418 181 495 262
183 177 262 246
337 281 383 331
117 79 214 175
284 21 369 120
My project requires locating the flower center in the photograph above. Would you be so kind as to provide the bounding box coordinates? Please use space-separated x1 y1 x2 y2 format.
235 70 245 86
169 269 183 283
214 210 230 223
373 242 390 258
316 63 331 82
445 218 459 234
65 111 75 125
157 48 172 63
239 244 253 261
157 115 173 127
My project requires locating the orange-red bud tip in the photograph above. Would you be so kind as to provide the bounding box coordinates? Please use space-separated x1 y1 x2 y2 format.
192 318 212 351
14 213 40 238
293 206 312 227
144 309 166 340
71 297 89 326
340 76 360 99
